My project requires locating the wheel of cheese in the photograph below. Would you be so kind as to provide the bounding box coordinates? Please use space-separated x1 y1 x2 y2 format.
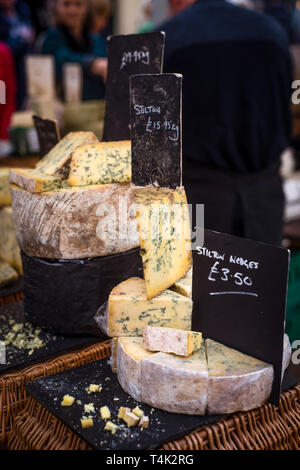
11 183 139 260
22 249 142 336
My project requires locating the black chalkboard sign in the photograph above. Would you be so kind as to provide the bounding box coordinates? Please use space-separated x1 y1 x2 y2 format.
130 73 182 189
192 229 290 406
103 32 165 142
33 115 60 157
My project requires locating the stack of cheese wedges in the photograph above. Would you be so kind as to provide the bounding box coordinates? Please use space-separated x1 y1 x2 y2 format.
0 169 22 287
114 327 277 415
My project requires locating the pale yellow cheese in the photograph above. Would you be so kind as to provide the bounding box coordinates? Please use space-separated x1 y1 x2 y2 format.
61 395 75 406
0 168 11 206
0 260 18 288
170 267 193 299
81 418 94 428
36 131 98 178
68 140 131 187
99 277 193 337
134 186 192 299
0 207 22 274
9 168 64 193
143 326 202 356
100 406 111 420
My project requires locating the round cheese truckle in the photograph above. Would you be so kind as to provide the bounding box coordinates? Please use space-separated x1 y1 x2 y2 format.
22 248 142 336
205 339 274 415
11 183 139 260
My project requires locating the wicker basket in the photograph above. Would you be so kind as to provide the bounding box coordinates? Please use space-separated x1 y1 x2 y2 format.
0 340 111 446
7 384 300 451
0 291 23 308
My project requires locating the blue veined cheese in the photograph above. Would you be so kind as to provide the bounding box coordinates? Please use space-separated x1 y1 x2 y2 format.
0 168 11 206
117 337 155 401
68 140 131 187
0 207 22 274
170 267 193 299
98 277 193 337
0 260 18 287
143 325 202 356
9 168 65 193
134 186 192 300
140 346 209 415
36 131 98 178
205 339 274 415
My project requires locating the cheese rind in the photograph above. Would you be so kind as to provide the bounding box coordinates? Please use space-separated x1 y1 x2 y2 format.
11 183 139 259
0 207 22 274
9 168 64 193
110 338 119 373
36 131 98 178
0 168 11 206
100 277 193 337
117 337 155 402
68 140 131 187
282 334 291 378
134 186 192 299
0 261 18 288
141 347 209 415
143 326 202 356
205 339 274 414
170 267 193 299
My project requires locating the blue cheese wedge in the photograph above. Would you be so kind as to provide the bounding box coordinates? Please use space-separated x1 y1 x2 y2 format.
98 277 193 337
9 168 64 193
36 131 98 178
68 140 131 187
143 326 202 356
205 339 274 414
170 267 193 299
0 168 11 206
134 186 192 299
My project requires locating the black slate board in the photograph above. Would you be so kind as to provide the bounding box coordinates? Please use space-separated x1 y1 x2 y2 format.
0 276 23 300
25 360 298 451
192 229 290 406
0 302 100 375
103 32 165 142
130 73 182 189
33 115 60 157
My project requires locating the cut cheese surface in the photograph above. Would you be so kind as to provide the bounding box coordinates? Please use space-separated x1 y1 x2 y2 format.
143 326 202 356
134 186 192 299
9 168 64 193
11 182 138 259
170 267 193 299
100 277 193 337
0 207 22 274
0 168 11 206
68 140 131 187
0 260 18 288
205 339 274 414
36 131 98 178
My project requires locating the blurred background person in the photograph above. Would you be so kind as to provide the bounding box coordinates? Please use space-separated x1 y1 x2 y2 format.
0 0 33 109
0 41 16 155
40 0 107 101
160 0 292 246
168 0 195 16
90 0 112 39
137 0 155 33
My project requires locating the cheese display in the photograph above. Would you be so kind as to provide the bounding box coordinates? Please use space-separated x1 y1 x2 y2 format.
0 168 11 206
22 249 142 336
11 183 139 259
0 261 18 288
117 337 155 401
170 267 193 299
143 326 202 356
98 277 193 337
35 131 98 178
205 339 274 415
9 168 64 193
68 141 131 187
134 186 192 299
0 207 22 274
116 335 274 415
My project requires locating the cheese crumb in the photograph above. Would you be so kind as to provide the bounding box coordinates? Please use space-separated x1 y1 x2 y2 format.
139 416 149 429
132 406 144 418
61 395 75 407
118 406 130 420
84 403 95 414
104 421 118 434
100 406 111 420
123 410 139 427
81 417 94 429
88 384 102 393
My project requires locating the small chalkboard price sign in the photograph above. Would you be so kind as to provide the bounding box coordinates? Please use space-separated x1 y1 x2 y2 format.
103 32 165 142
33 115 60 157
192 229 290 406
130 73 182 189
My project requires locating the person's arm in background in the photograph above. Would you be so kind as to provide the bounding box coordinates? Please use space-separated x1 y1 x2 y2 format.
41 29 107 82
